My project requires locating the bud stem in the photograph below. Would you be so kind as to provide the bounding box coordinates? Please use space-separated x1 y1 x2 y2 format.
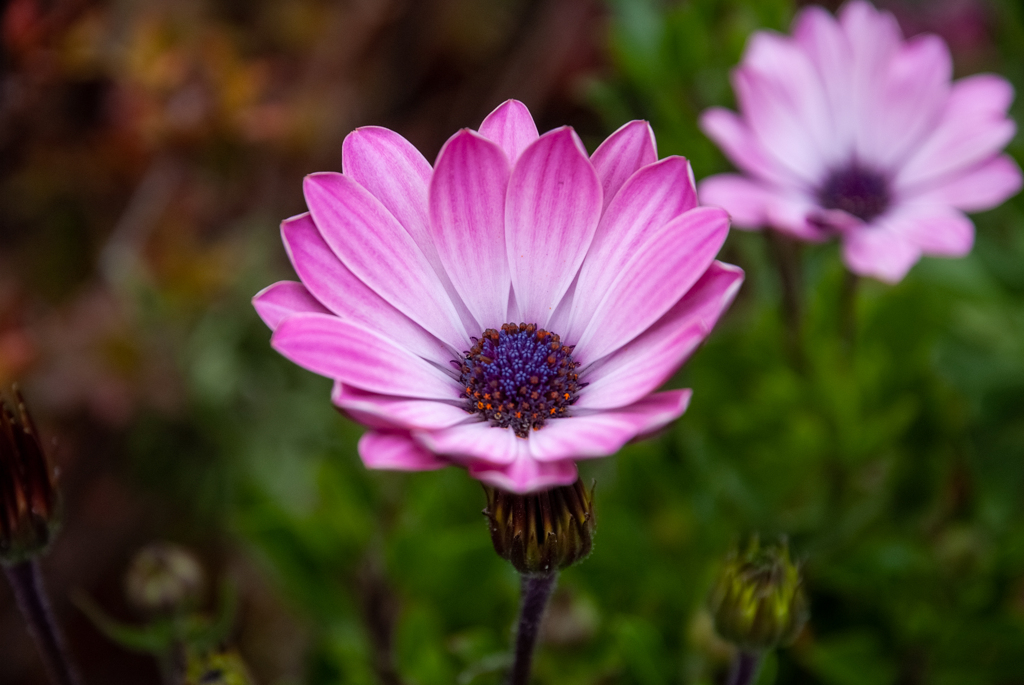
4 560 84 685
507 572 557 685
727 650 762 685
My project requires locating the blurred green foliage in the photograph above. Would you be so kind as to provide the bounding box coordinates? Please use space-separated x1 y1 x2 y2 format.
88 1 1024 684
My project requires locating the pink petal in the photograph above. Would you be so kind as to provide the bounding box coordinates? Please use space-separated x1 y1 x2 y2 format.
478 100 539 165
281 213 450 361
333 383 470 432
567 156 699 340
342 126 432 247
529 390 692 462
733 32 837 181
860 35 950 168
577 262 743 410
506 127 603 326
590 120 658 209
841 225 922 284
896 75 1017 192
699 174 825 242
573 207 730 363
467 453 578 494
793 5 855 150
910 155 1023 212
358 431 448 471
342 126 482 334
699 108 802 188
887 204 975 257
272 313 457 399
415 422 522 466
430 129 512 328
304 172 470 349
252 280 330 331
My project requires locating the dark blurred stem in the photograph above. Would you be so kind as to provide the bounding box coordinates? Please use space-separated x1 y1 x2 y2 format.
727 650 762 685
4 560 84 685
358 552 405 685
839 270 860 355
157 640 186 685
765 231 805 371
508 573 557 685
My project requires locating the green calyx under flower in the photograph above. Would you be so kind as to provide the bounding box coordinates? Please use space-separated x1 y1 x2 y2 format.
483 479 595 575
709 536 809 651
0 388 59 564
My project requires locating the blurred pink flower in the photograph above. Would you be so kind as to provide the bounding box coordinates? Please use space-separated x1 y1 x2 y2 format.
254 100 742 493
699 0 1022 283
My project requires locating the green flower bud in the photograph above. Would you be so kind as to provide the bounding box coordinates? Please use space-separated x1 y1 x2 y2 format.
483 479 595 575
0 389 59 564
709 537 809 651
125 542 206 615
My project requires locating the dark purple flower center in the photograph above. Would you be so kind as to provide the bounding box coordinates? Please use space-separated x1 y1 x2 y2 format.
455 323 581 438
817 165 890 223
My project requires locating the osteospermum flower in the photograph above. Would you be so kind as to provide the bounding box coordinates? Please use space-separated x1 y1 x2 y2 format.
699 1 1022 283
253 100 742 493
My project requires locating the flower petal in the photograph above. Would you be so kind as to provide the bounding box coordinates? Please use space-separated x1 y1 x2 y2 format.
529 390 692 462
478 100 539 165
841 225 922 283
281 213 450 361
252 280 330 331
272 313 457 399
358 431 448 471
430 129 512 328
467 453 578 494
735 31 841 179
506 127 603 326
887 204 975 258
304 172 470 349
567 156 698 340
896 75 1017 192
860 35 950 168
415 422 522 465
793 5 855 151
699 108 803 188
590 120 658 209
343 126 481 333
333 383 470 431
577 262 743 410
910 155 1023 212
573 207 730 363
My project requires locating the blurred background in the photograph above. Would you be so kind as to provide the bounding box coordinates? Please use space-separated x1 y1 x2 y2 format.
2 0 1024 683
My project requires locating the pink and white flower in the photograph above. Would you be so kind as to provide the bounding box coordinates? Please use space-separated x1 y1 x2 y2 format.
253 100 742 493
699 0 1022 283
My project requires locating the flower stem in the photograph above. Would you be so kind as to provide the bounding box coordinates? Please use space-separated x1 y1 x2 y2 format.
765 231 805 370
839 270 859 355
727 650 762 685
507 572 557 685
4 560 84 685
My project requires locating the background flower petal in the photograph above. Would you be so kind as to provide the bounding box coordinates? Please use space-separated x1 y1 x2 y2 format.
909 155 1023 213
895 75 1017 192
842 225 922 283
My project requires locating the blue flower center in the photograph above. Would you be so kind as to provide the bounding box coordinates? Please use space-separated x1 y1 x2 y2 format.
818 165 890 223
456 323 582 438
